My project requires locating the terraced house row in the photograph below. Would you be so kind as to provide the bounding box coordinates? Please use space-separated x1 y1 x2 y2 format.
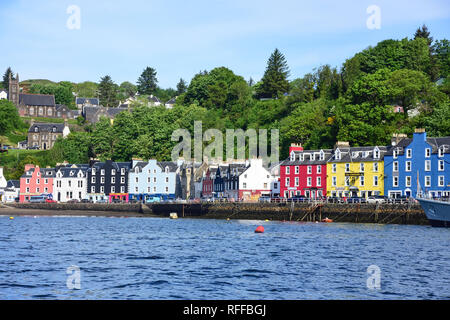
279 129 450 199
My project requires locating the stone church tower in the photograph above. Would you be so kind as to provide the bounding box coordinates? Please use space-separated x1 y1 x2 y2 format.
8 73 20 106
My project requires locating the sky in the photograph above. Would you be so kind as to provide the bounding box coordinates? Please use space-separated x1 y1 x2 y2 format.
0 0 449 88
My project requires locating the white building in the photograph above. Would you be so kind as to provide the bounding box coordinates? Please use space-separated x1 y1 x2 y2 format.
238 158 273 201
53 165 88 202
0 90 7 100
1 180 20 203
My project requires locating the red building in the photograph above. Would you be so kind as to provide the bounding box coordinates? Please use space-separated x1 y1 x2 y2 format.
201 167 217 199
19 164 56 202
280 144 332 199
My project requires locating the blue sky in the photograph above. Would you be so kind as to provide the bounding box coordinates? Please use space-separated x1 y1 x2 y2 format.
1 0 449 88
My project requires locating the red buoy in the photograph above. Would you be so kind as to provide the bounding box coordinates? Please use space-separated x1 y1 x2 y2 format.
255 225 265 233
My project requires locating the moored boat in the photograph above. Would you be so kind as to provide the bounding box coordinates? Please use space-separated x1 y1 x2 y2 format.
417 198 450 228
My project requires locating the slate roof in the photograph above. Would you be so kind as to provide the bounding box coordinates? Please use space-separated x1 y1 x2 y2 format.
385 136 450 156
165 97 176 105
76 98 99 105
21 167 56 178
328 146 388 163
6 180 20 189
281 149 334 166
157 161 178 172
19 93 55 106
28 123 65 133
55 167 87 178
148 95 161 103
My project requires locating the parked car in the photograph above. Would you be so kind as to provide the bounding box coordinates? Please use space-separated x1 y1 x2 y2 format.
29 195 47 203
80 199 91 203
287 195 308 203
270 196 283 203
45 199 57 203
96 199 108 203
327 197 343 203
259 196 271 203
367 196 386 204
146 196 161 203
347 197 364 203
128 199 139 204
67 199 79 203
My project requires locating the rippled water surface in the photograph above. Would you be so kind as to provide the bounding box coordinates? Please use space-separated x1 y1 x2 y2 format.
0 216 449 299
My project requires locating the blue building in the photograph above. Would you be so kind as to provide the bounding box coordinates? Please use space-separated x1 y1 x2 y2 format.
128 160 180 202
384 129 450 198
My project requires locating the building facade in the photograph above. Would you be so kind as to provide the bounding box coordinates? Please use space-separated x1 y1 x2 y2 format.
54 165 88 202
19 164 56 202
384 129 450 198
238 158 272 201
27 120 70 150
326 143 386 198
86 160 131 203
280 145 331 199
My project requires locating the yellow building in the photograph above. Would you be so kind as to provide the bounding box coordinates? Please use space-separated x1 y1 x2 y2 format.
327 143 386 198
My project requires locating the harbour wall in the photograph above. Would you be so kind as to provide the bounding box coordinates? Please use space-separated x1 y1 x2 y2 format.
6 202 429 225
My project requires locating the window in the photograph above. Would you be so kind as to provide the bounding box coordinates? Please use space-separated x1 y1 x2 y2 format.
425 148 431 158
405 176 411 187
121 186 125 193
26 178 30 184
317 166 322 174
165 187 169 193
165 177 169 183
438 176 444 187
111 169 116 175
295 166 299 174
345 177 350 186
285 178 290 187
243 182 247 189
26 187 30 193
360 176 365 186
290 152 295 161
68 181 71 187
274 183 278 189
264 183 268 189
111 186 115 193
438 147 444 158
101 177 105 184
91 186 95 193
307 177 312 186
425 160 431 171
121 168 125 175
345 164 350 173
135 177 138 183
374 148 380 159
101 169 105 175
438 160 444 171
36 188 40 193
153 177 156 183
360 163 364 172
332 176 337 186
373 162 378 172
307 166 312 174
332 164 337 173
373 176 379 187
393 148 398 159
37 179 40 184
317 177 321 186
100 186 104 193
393 161 398 172
92 176 96 183
153 186 156 192
406 149 412 158
393 176 399 187
121 177 125 184
295 177 299 186
425 176 431 187
335 150 341 160
286 167 290 174
92 168 96 175
299 154 304 161
406 161 411 172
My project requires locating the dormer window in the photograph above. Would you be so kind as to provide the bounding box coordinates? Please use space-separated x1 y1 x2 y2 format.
70 171 74 176
165 167 169 173
438 146 445 158
311 154 315 161
319 151 325 161
135 167 139 173
299 154 304 161
121 168 125 175
92 168 96 175
34 127 38 132
52 127 56 133
374 148 380 159
393 148 399 159
112 169 116 175
335 150 341 160
101 169 105 175
290 152 295 161
352 152 358 159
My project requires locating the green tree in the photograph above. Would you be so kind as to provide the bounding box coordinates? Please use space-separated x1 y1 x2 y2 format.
2 67 14 90
98 75 119 108
91 117 115 160
0 100 23 135
176 78 187 95
137 67 158 95
414 24 433 46
256 48 290 98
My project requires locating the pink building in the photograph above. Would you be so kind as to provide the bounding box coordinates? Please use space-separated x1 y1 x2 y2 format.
19 164 56 202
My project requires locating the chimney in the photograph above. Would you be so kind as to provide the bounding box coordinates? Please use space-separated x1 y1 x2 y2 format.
391 133 407 146
413 128 427 141
334 141 350 149
24 164 35 171
289 143 303 154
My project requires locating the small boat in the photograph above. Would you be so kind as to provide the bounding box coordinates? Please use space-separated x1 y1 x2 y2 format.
417 198 450 228
322 218 333 223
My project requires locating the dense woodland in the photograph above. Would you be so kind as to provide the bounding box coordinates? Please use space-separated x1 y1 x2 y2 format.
0 26 449 179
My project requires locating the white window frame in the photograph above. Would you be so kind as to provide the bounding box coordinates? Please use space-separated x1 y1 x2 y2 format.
425 160 431 172
286 166 290 174
438 160 444 171
405 176 411 187
425 148 431 158
307 177 312 187
393 176 399 187
406 161 411 172
425 176 431 187
438 176 444 187
373 176 379 187
406 149 412 158
317 177 321 187
393 161 399 172
307 166 312 174
332 164 337 173
332 176 337 186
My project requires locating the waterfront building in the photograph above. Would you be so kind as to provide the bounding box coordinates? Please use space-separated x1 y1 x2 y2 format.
202 166 217 199
280 144 332 199
19 164 56 202
238 158 273 201
213 165 228 198
128 160 179 202
86 160 131 203
53 165 88 202
384 129 450 198
326 142 387 198
1 180 20 203
27 120 70 150
224 163 248 200
179 161 202 200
